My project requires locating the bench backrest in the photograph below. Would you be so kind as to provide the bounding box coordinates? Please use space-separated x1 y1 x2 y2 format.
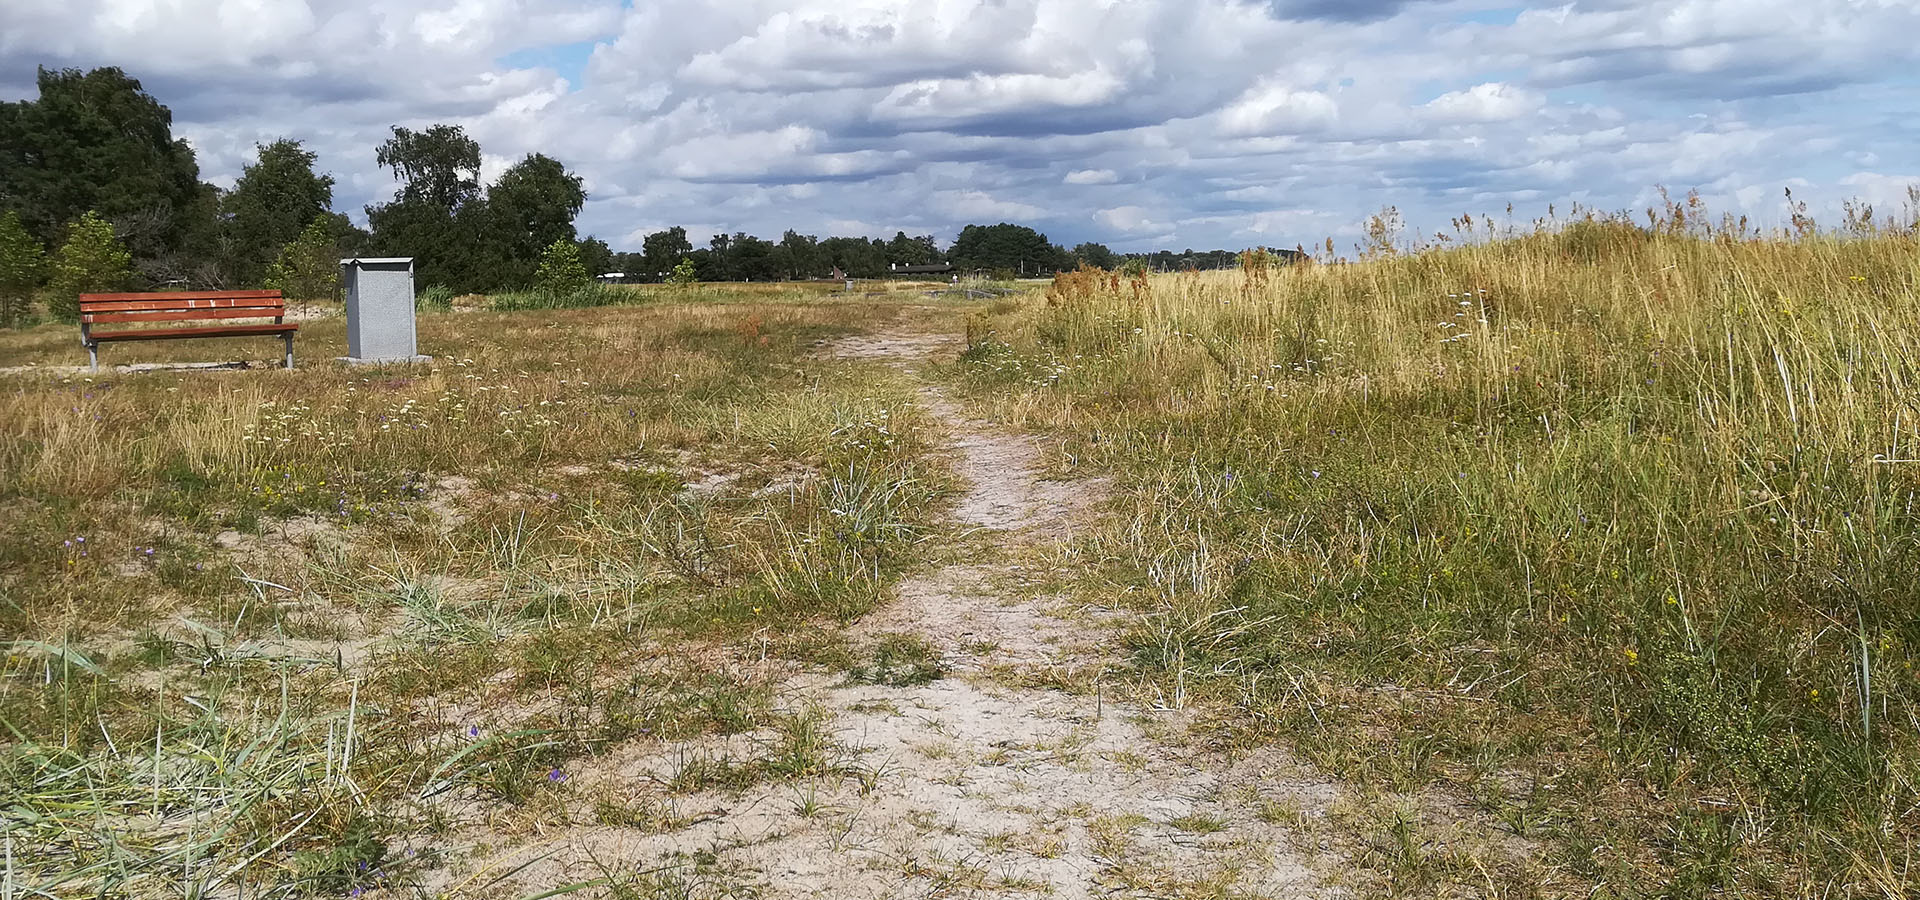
79 290 286 325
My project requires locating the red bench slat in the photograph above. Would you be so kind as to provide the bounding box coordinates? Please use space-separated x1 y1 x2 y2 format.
89 323 299 342
80 298 287 313
83 307 287 324
80 290 283 304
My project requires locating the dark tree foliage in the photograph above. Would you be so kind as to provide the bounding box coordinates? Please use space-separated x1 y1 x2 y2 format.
779 230 821 279
489 153 586 284
948 223 1066 275
818 236 888 278
884 231 943 267
373 125 481 213
577 236 614 277
365 124 590 293
221 139 335 284
1071 241 1118 269
0 67 206 261
641 226 692 277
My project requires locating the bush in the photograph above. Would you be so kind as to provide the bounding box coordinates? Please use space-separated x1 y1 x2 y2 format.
263 219 341 302
0 211 45 328
47 212 131 322
534 238 590 295
415 284 455 311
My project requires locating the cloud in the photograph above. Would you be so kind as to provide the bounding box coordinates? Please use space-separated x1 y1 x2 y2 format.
932 190 1045 222
0 0 1911 253
1217 83 1339 137
1422 82 1544 124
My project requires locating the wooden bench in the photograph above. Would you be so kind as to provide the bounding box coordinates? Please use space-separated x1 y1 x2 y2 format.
78 290 299 370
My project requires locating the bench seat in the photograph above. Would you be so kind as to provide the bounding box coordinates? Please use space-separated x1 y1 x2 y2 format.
79 290 299 369
88 323 300 342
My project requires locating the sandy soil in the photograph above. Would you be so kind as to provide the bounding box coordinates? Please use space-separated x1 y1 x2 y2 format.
418 327 1344 899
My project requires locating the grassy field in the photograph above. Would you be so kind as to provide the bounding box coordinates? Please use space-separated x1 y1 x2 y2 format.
7 224 1920 897
955 221 1920 896
0 288 958 896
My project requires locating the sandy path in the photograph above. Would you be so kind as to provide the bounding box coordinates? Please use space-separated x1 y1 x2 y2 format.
446 326 1342 899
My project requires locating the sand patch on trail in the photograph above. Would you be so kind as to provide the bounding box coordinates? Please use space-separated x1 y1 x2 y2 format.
418 326 1343 898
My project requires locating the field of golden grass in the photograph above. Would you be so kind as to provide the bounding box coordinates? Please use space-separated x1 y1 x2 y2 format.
955 220 1920 896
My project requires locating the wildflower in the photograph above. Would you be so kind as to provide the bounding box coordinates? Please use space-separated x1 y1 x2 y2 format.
1809 689 1819 701
1623 648 1639 665
548 768 567 783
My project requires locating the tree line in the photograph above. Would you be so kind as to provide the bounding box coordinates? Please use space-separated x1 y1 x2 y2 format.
0 64 1298 325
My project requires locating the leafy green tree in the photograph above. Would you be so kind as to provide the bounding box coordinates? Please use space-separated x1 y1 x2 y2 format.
489 153 586 284
47 212 132 321
264 218 342 302
534 237 589 294
818 236 887 278
884 231 942 267
578 236 613 277
365 124 497 292
667 257 698 285
0 67 207 261
1071 242 1117 269
641 227 692 278
949 223 1063 275
778 230 821 278
0 211 46 327
373 125 481 212
222 139 335 284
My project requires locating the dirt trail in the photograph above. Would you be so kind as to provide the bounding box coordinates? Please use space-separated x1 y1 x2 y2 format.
467 326 1342 899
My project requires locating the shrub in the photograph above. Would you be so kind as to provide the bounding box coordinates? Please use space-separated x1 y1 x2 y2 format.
415 284 455 311
47 212 131 322
264 219 342 302
534 238 590 296
0 211 45 327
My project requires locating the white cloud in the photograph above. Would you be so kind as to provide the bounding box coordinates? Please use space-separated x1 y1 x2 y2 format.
1422 82 1544 124
2 0 1914 253
1065 169 1119 185
1096 206 1164 234
932 190 1045 222
1217 83 1338 137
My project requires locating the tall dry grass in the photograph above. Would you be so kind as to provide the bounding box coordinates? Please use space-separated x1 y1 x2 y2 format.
961 217 1920 895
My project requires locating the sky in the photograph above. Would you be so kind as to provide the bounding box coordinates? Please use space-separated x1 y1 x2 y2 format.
3 0 1917 253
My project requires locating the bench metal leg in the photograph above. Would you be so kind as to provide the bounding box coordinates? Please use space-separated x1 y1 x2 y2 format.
87 344 98 371
283 335 295 370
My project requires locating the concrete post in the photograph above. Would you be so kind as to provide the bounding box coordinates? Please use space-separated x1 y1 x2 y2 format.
339 257 429 364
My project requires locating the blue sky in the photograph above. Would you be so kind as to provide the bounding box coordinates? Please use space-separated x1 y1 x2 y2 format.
3 0 1916 253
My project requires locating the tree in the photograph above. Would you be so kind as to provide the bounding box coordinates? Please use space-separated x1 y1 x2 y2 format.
578 236 613 277
949 223 1063 275
667 257 698 285
641 227 692 278
1071 242 1117 270
0 67 206 261
0 211 46 327
222 139 335 284
778 230 820 278
534 237 590 294
47 211 132 321
373 125 481 212
264 218 341 302
365 124 494 292
885 231 941 267
489 153 586 285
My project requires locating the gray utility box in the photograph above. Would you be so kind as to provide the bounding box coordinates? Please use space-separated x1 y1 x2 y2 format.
340 257 429 363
